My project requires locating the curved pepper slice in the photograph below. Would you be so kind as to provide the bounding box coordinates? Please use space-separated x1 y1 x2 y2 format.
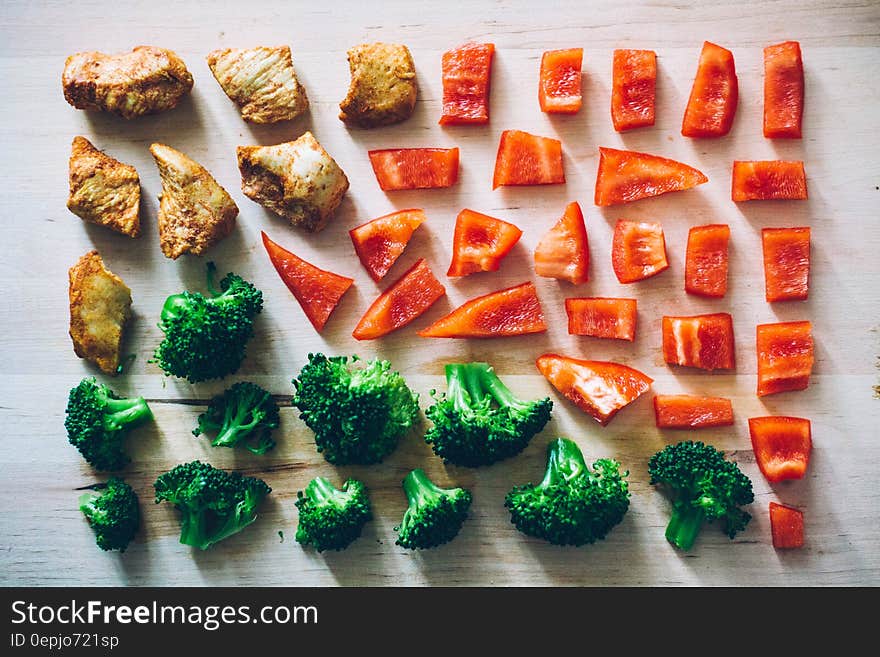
533 201 589 284
611 49 656 131
662 313 736 371
262 231 353 332
439 42 495 125
418 281 546 338
764 41 804 139
367 148 460 191
536 354 653 426
748 416 812 482
349 209 426 282
612 219 668 284
565 297 637 341
685 224 730 298
492 130 565 189
756 321 813 396
732 160 808 201
447 208 522 277
539 48 583 114
762 227 810 301
769 502 804 549
352 259 446 340
594 147 708 206
681 41 738 138
653 395 734 429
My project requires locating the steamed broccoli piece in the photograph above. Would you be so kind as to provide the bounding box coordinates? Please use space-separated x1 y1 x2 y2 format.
291 353 420 465
295 477 373 552
193 381 279 454
154 460 271 550
152 262 263 383
648 440 754 551
505 437 630 546
79 477 140 552
64 377 153 471
394 469 472 550
425 362 552 467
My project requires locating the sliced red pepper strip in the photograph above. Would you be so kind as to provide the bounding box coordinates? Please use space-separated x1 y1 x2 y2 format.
533 201 589 284
732 160 808 201
594 147 707 206
352 258 446 341
764 41 804 139
349 209 426 282
539 48 583 114
653 395 734 429
536 353 653 426
439 42 495 126
492 130 565 189
662 313 736 371
367 148 460 191
749 416 812 482
769 502 804 549
611 49 656 131
681 41 738 138
756 321 813 396
612 219 669 284
418 282 546 338
565 297 637 341
261 231 353 332
685 224 730 298
447 208 522 277
762 227 810 302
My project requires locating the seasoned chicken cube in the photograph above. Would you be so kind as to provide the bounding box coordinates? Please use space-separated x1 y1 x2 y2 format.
339 42 417 128
69 251 132 375
62 46 193 119
149 143 239 259
67 136 141 238
206 46 309 123
237 132 349 232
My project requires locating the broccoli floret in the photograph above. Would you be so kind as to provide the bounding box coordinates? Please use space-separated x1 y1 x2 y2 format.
193 382 279 454
152 262 263 383
425 362 552 467
64 377 153 471
505 437 630 546
79 477 140 552
295 477 373 552
648 440 754 551
153 460 271 550
291 353 420 465
394 469 472 550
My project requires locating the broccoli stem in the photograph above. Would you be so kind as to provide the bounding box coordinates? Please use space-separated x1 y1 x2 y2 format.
539 438 588 490
477 364 525 411
445 363 487 411
212 401 264 448
178 509 211 549
103 397 153 429
305 476 338 505
402 469 443 508
78 492 105 521
665 502 706 551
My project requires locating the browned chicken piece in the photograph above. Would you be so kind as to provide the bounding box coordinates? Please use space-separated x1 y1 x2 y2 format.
237 132 349 232
206 46 309 123
339 42 417 128
69 251 132 375
149 143 239 259
67 136 141 237
62 46 193 119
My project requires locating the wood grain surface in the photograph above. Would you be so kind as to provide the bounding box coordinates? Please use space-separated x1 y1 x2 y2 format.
1 0 879 586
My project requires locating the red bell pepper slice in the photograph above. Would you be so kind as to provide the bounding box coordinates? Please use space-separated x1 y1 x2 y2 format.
611 49 656 131
418 282 546 338
533 201 589 285
447 208 522 277
681 41 738 138
749 416 812 483
352 259 446 341
756 321 813 396
492 130 565 189
732 160 808 201
594 147 707 206
762 227 810 302
565 297 637 341
349 209 426 282
439 42 495 126
536 353 653 426
612 219 668 284
769 502 804 549
662 313 736 371
538 48 583 114
685 224 730 298
653 395 734 429
764 41 804 139
367 148 460 191
261 231 353 332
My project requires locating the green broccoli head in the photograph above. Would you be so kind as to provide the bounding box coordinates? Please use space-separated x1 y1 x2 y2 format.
505 437 630 546
79 477 141 552
395 469 472 550
193 381 279 454
295 477 373 552
425 362 552 467
153 460 271 550
648 440 754 551
64 377 153 471
292 354 420 465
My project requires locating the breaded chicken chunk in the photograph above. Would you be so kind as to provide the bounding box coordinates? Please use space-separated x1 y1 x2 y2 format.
67 136 141 237
149 143 239 259
206 46 309 123
339 42 417 128
237 132 349 232
69 251 132 375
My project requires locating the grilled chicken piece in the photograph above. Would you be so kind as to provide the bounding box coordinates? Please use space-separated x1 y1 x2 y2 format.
339 42 417 128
